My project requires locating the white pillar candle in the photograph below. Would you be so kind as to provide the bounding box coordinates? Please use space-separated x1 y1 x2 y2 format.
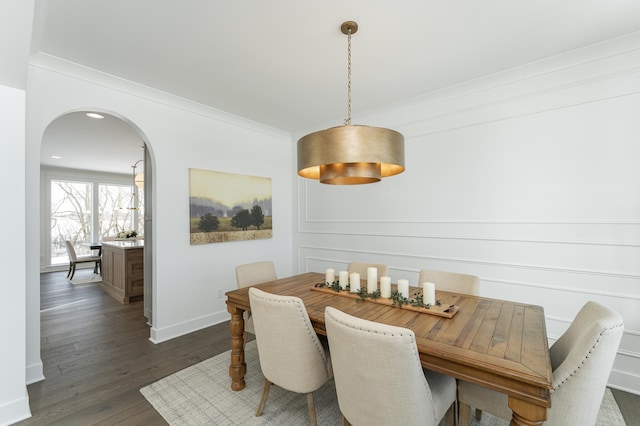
423 282 436 305
350 272 361 293
380 276 391 298
339 270 349 290
397 279 409 298
367 267 378 294
325 268 335 284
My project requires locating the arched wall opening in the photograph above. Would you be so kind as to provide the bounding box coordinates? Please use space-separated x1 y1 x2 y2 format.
26 106 155 384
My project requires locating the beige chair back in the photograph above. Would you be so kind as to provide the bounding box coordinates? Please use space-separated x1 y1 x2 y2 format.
325 306 456 426
236 261 277 337
249 287 331 392
546 301 624 424
248 288 332 424
64 240 78 261
458 301 624 426
418 268 479 296
347 262 389 279
236 261 277 288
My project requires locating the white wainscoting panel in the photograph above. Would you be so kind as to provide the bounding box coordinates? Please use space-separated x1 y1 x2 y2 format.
294 34 640 394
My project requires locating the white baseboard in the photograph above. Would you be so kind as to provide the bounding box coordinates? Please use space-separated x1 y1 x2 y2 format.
149 310 229 344
609 368 640 396
25 360 44 385
0 390 31 426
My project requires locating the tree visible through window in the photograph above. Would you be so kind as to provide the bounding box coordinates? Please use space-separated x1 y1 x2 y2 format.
99 184 136 238
50 180 141 265
50 180 92 264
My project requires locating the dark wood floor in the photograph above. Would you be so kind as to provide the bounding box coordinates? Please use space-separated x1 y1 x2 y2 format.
18 271 640 425
19 271 234 425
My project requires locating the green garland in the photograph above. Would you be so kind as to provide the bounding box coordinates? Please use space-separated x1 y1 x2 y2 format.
357 287 381 300
315 280 344 292
390 290 441 309
315 281 441 310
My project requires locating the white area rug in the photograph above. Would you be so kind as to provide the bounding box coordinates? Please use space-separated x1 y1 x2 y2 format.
69 269 102 285
141 341 626 425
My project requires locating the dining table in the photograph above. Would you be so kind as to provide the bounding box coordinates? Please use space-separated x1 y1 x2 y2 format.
225 272 553 426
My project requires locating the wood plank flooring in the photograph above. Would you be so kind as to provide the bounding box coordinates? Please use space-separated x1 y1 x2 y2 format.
17 271 640 425
19 271 233 425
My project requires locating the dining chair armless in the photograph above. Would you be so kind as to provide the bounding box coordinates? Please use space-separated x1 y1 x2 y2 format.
458 301 624 426
418 269 479 296
347 261 389 279
248 287 333 426
235 261 277 337
325 306 456 426
64 240 101 280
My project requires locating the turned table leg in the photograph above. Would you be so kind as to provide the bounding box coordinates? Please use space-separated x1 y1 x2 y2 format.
508 396 547 426
227 304 247 391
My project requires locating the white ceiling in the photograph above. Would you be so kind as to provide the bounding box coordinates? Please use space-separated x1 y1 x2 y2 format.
40 112 146 175
34 0 640 174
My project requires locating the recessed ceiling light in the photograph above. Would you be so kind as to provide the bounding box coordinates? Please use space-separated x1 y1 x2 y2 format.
50 155 62 159
86 112 104 119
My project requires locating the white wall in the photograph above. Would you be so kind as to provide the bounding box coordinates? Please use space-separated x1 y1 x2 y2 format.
0 0 35 423
294 32 640 394
0 85 31 425
26 57 294 368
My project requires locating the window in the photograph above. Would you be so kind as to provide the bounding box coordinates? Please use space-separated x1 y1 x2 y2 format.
47 172 143 267
50 180 93 264
99 183 137 237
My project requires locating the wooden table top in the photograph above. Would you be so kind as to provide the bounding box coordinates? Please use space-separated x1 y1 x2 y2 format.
226 272 553 425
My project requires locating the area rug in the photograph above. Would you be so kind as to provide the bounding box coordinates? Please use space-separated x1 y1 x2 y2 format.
141 341 626 426
68 269 102 285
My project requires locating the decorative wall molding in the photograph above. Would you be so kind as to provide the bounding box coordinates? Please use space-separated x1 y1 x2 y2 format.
355 34 640 134
295 33 640 394
400 83 640 140
298 248 640 281
302 216 640 225
618 349 640 361
473 278 640 301
297 228 640 248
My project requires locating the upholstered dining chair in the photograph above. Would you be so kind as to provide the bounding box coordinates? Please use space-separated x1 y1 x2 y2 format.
324 306 456 426
347 261 389 279
458 301 624 426
418 268 479 296
235 261 277 337
64 240 101 280
418 268 479 424
248 287 333 426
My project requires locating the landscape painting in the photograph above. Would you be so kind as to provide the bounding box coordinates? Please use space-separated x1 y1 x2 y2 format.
189 168 272 245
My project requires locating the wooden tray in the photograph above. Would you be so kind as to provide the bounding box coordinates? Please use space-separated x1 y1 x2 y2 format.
310 285 459 318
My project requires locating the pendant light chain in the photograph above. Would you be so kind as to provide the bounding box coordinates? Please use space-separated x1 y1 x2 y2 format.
345 28 352 126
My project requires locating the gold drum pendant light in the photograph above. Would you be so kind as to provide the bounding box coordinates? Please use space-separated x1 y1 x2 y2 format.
297 21 405 185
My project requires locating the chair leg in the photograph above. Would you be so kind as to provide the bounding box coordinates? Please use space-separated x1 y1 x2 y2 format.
69 263 77 280
443 402 455 426
256 378 271 416
67 262 73 278
306 392 317 426
459 402 471 426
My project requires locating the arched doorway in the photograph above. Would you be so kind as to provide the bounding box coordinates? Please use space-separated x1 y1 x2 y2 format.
39 109 154 322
